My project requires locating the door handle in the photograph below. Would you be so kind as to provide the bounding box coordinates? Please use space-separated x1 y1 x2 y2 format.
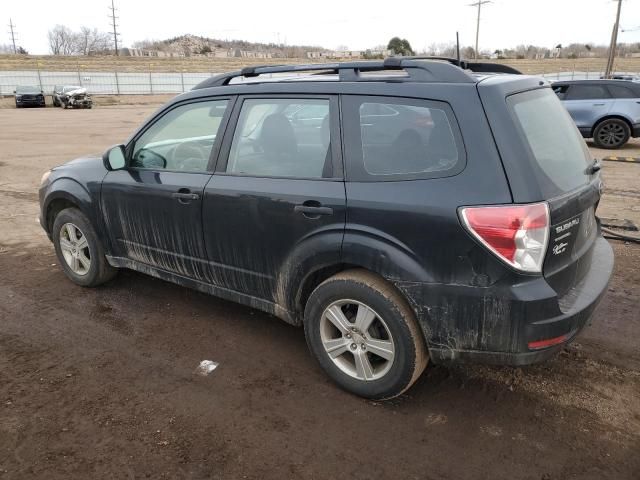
593 103 605 106
171 190 200 204
294 202 333 217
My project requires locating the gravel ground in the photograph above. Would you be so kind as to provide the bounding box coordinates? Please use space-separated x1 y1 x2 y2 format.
0 107 638 480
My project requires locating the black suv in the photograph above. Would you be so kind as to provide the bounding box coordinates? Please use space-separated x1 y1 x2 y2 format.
38 58 614 399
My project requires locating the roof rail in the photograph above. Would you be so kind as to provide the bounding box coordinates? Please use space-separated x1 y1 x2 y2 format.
192 56 520 90
399 56 522 74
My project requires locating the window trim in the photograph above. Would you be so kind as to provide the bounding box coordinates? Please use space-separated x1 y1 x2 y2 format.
214 94 344 181
341 94 467 182
124 96 236 174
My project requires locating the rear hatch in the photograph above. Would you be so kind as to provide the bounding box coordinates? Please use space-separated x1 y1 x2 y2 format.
479 79 601 299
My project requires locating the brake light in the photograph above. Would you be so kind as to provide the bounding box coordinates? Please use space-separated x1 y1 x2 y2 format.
459 203 550 273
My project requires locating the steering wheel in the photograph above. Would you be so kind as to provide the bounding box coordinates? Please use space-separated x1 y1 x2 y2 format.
171 142 208 171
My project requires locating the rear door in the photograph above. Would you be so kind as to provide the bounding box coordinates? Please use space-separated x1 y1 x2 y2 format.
202 95 345 303
606 83 640 127
562 83 612 130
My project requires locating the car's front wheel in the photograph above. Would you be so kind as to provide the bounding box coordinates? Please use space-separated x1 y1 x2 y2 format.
304 269 428 399
52 208 117 287
593 118 631 149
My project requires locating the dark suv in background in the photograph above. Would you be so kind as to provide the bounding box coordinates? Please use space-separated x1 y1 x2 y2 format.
38 58 613 399
14 85 45 108
552 79 640 149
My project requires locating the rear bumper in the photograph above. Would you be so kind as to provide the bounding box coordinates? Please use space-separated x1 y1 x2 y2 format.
397 236 614 366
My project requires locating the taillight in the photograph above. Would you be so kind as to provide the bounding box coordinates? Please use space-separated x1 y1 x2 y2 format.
459 203 550 273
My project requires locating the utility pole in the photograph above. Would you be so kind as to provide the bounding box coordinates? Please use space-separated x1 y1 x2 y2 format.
604 0 623 78
108 0 120 56
8 18 17 54
469 1 491 60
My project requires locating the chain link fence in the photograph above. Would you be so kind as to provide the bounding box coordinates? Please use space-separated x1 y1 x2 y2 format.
1 69 639 96
0 70 219 96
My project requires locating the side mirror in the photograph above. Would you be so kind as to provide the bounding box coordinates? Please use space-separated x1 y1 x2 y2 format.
13 90 16 94
103 144 127 171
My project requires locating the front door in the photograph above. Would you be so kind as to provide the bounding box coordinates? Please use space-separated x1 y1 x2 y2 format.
101 98 232 282
202 95 346 305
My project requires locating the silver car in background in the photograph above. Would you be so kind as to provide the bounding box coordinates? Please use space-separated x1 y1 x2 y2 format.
552 80 640 149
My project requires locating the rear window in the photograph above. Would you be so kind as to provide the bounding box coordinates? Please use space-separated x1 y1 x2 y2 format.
508 89 591 197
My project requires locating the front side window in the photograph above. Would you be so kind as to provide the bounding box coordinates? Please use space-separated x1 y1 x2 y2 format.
343 96 462 180
132 100 228 172
226 98 331 178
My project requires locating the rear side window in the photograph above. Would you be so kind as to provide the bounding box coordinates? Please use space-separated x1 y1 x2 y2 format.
225 98 333 179
343 96 464 181
508 89 591 197
565 84 610 100
607 84 637 98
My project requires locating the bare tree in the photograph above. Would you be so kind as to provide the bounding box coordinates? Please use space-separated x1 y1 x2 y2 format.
76 27 111 55
48 25 111 55
48 25 76 55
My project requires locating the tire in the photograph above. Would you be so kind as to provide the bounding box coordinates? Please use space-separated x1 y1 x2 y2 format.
304 269 428 400
52 208 117 287
593 118 631 149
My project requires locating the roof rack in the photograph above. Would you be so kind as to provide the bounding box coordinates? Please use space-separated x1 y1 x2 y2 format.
193 56 521 90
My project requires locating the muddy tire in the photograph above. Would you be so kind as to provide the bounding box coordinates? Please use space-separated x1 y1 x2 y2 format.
304 269 428 400
52 208 117 287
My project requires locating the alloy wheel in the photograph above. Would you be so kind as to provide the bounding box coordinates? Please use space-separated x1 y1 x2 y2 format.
59 222 91 276
597 122 626 147
320 299 395 381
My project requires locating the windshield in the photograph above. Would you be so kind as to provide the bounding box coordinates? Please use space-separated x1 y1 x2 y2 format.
63 86 81 93
508 88 591 197
16 86 41 94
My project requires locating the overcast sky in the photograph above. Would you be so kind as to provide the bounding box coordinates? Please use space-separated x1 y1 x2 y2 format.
4 0 640 54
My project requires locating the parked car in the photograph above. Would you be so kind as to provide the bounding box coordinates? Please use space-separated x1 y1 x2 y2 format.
39 58 613 399
14 85 45 108
552 79 640 149
52 85 93 109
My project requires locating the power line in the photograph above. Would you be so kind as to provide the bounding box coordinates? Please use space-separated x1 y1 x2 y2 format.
468 1 491 60
108 0 121 56
8 18 17 54
604 0 623 78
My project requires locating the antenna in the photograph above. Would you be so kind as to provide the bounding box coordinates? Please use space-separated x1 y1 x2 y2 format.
468 1 491 60
8 18 17 54
108 0 121 56
456 31 461 62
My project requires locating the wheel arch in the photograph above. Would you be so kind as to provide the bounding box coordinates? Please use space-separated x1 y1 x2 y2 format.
591 114 633 136
43 181 94 236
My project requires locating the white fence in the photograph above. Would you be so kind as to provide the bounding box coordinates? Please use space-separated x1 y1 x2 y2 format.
1 69 639 96
0 70 216 95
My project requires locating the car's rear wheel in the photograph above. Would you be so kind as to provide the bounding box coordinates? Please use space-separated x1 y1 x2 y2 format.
52 208 117 287
304 269 428 399
593 118 630 149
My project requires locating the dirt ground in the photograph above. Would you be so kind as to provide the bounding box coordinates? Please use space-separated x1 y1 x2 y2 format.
0 106 639 480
